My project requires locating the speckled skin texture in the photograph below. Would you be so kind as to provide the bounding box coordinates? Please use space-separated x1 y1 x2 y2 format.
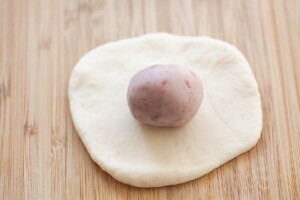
127 64 203 127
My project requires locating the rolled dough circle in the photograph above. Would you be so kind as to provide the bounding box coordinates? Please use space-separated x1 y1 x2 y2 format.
68 33 262 187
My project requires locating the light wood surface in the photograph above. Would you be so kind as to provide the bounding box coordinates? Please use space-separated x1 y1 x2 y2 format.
1 0 299 199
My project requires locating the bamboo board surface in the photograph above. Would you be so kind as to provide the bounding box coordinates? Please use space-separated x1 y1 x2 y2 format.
0 0 300 199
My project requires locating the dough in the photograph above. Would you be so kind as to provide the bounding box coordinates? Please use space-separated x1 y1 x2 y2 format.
68 33 262 187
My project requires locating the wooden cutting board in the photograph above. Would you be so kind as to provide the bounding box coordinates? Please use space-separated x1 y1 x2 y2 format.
1 0 299 199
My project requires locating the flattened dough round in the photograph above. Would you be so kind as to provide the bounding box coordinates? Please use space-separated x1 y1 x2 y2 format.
69 33 262 187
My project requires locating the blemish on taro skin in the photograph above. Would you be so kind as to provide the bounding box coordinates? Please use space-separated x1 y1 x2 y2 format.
190 71 196 78
142 98 148 106
151 113 161 121
185 80 191 88
161 80 168 86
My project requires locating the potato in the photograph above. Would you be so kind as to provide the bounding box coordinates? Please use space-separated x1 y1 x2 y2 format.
127 64 204 127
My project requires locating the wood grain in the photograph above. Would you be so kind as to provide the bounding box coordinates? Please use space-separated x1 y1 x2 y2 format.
1 0 299 199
